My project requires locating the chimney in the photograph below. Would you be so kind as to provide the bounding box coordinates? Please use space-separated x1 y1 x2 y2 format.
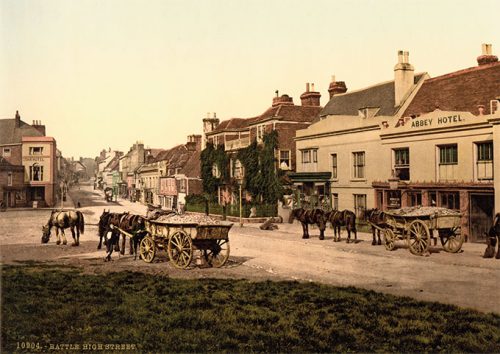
477 43 498 66
32 119 46 136
202 114 220 149
15 110 21 127
272 93 294 107
328 75 347 99
300 83 321 106
394 50 415 107
186 134 202 152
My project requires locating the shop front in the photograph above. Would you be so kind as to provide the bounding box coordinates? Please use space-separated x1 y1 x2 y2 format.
287 172 332 209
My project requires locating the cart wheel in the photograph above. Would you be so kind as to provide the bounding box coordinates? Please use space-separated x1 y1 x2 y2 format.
407 220 430 255
383 229 396 251
139 236 156 263
439 227 464 253
167 230 193 269
204 239 230 268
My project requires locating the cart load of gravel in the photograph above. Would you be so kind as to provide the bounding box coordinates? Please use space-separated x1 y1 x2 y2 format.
387 206 460 217
153 213 229 226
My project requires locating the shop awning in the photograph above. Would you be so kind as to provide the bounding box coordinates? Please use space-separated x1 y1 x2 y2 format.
287 172 332 183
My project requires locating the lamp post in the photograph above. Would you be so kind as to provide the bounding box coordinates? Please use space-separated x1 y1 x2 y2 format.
239 182 243 227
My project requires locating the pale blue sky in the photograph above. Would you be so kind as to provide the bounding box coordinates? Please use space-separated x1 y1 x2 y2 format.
1 0 498 158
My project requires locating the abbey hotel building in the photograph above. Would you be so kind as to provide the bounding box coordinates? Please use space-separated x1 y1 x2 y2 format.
292 44 500 242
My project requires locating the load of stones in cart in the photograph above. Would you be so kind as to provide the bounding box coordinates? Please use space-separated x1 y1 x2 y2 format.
387 206 460 217
152 212 228 225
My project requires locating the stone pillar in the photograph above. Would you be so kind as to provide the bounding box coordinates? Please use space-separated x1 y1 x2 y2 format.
400 190 408 207
421 190 429 206
459 190 470 243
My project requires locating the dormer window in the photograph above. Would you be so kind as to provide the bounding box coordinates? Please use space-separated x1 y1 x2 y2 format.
358 107 380 119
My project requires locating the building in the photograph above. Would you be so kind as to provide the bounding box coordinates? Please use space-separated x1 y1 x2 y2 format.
0 111 58 207
294 44 500 242
202 85 323 205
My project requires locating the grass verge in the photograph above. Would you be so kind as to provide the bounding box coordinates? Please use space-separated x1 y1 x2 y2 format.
2 264 499 353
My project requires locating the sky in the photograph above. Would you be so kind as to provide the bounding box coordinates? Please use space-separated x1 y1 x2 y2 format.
1 0 499 159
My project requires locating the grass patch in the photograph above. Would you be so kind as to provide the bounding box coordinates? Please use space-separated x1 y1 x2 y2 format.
2 265 499 353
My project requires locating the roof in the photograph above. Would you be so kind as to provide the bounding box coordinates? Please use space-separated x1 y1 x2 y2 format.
209 103 322 134
0 156 24 171
320 73 426 117
104 155 121 171
404 62 500 117
180 150 201 178
0 118 44 145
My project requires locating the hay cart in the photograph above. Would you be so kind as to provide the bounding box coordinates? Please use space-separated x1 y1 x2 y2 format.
371 207 464 256
138 215 232 269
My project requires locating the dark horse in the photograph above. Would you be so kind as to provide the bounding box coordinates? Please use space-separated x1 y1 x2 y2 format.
325 209 357 243
41 210 85 246
483 213 500 259
288 208 327 240
363 208 388 246
98 210 147 261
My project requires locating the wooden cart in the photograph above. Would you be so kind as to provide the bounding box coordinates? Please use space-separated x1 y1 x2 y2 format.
138 218 233 269
373 207 464 256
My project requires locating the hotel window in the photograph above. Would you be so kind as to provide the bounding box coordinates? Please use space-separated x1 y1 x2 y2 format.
231 159 244 179
3 147 11 157
476 142 493 180
353 194 367 219
279 150 291 170
301 149 317 164
331 153 338 179
439 144 458 165
440 191 460 210
212 163 221 178
30 163 43 181
332 193 338 210
29 147 43 155
352 152 365 179
394 148 410 180
7 172 13 186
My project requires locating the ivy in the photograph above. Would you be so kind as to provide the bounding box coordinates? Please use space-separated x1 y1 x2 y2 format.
237 130 283 204
200 143 229 200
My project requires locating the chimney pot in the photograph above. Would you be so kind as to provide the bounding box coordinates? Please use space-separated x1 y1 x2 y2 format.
478 105 485 115
311 83 315 91
306 83 310 92
398 50 404 63
477 43 498 65
331 75 336 82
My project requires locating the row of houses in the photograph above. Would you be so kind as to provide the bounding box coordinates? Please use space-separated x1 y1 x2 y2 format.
199 44 500 243
95 135 203 211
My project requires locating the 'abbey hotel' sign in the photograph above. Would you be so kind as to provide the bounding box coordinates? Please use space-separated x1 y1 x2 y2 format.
411 114 464 128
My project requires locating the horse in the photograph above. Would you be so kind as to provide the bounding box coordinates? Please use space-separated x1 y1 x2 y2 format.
325 209 358 243
363 208 388 246
41 210 85 246
98 210 147 261
483 213 500 259
288 208 327 240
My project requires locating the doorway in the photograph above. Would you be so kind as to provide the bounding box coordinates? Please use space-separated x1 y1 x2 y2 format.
469 194 494 242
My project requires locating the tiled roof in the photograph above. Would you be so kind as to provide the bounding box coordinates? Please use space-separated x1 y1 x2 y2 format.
404 62 500 117
210 103 322 134
105 155 121 171
0 118 44 145
321 74 426 117
180 150 201 178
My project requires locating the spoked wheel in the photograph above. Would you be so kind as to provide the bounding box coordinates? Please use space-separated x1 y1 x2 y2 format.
407 220 430 255
439 227 464 253
204 239 230 268
167 230 193 269
383 228 396 251
139 236 156 263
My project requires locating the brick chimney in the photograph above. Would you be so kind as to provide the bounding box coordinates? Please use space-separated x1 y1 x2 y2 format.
32 120 46 135
394 50 415 107
15 110 21 127
300 82 321 106
272 93 294 107
477 43 498 66
328 75 347 99
186 134 202 152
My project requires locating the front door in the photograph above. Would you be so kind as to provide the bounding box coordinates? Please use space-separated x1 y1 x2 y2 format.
469 194 494 242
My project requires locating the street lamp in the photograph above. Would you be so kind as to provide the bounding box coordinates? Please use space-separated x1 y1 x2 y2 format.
239 182 243 227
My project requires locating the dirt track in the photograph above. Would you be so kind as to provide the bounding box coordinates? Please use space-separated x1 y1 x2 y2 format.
1 183 499 314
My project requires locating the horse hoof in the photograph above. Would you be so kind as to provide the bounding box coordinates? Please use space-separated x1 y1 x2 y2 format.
319 237 324 240
56 241 61 245
372 241 376 246
378 241 382 246
302 236 309 239
63 241 67 245
97 245 102 250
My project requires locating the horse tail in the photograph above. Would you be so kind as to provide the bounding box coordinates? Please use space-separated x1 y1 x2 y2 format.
493 213 500 227
77 211 85 234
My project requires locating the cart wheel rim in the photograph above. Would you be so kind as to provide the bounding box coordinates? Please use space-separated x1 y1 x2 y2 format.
204 239 230 267
407 220 430 255
441 227 464 253
383 229 396 251
168 231 193 269
139 236 155 263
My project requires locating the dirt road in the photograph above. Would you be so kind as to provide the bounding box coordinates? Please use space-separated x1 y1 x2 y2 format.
1 183 499 314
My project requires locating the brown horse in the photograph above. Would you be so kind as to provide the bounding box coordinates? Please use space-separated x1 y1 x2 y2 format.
98 210 147 261
288 208 327 240
41 210 85 246
363 208 388 246
326 209 357 243
483 213 500 259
